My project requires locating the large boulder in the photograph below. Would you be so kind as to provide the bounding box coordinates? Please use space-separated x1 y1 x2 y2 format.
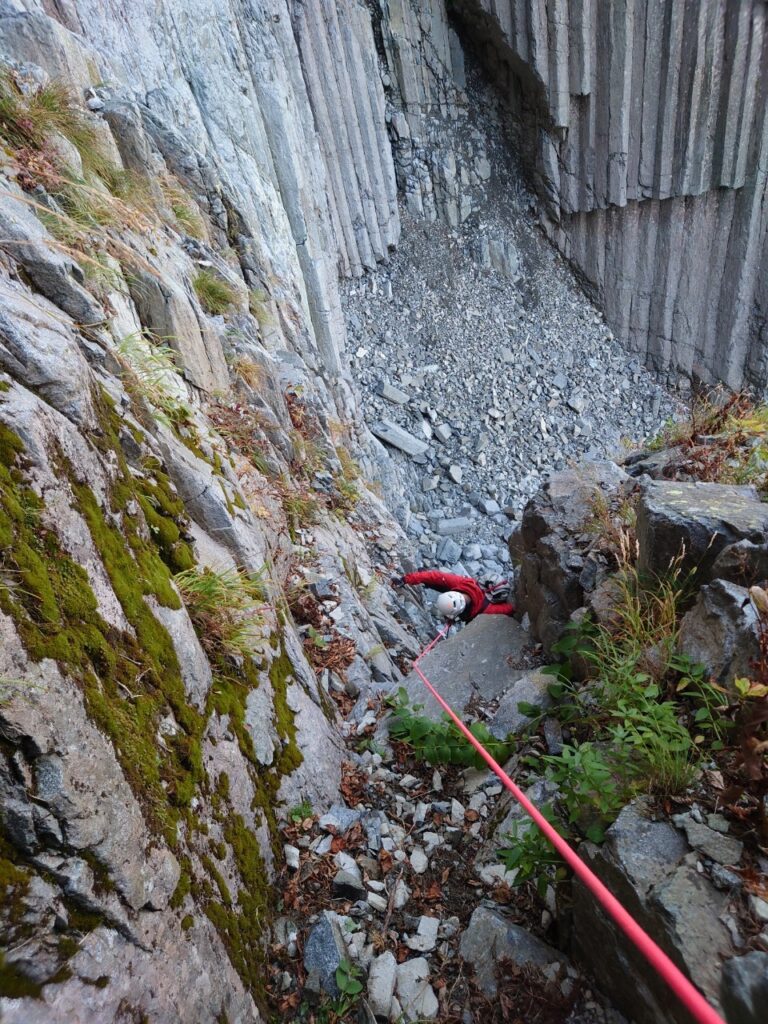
400 615 530 719
510 462 628 654
459 905 566 997
677 581 762 688
636 480 768 581
572 800 734 1024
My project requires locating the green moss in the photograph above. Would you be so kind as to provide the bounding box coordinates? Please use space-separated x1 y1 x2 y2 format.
200 811 272 999
201 855 232 906
0 381 10 392
268 641 302 777
169 859 192 910
0 953 43 999
181 914 194 932
0 423 204 845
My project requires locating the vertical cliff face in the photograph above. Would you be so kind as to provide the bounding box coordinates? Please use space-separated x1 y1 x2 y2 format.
0 3 423 1019
450 0 768 390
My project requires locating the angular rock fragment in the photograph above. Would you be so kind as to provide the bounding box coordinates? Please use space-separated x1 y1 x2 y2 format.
371 419 429 457
459 906 564 997
677 580 761 688
396 957 438 1020
375 381 410 405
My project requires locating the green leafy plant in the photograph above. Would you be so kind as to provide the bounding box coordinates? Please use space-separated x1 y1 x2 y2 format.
386 687 514 769
333 959 363 1017
497 804 567 897
306 625 328 650
174 564 267 659
193 269 236 315
288 800 313 823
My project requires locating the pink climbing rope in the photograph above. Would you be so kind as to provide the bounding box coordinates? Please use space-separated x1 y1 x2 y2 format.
412 627 726 1024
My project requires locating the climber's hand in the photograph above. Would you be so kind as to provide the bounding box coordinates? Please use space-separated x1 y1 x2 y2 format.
390 575 405 588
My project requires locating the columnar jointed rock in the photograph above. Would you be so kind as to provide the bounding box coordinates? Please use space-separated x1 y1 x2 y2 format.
450 0 768 390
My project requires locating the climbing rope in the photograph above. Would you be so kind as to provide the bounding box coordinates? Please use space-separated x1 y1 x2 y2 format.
412 628 727 1024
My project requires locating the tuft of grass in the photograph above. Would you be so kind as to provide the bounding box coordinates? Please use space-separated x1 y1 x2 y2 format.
280 486 323 539
585 491 638 565
206 400 277 478
160 176 206 240
230 356 265 391
174 565 267 659
248 287 275 326
116 332 191 426
193 269 236 315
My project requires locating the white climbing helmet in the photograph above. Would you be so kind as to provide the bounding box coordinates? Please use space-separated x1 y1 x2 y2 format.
435 591 467 619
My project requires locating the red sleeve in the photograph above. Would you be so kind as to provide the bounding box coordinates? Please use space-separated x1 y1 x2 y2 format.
402 570 474 592
483 602 516 616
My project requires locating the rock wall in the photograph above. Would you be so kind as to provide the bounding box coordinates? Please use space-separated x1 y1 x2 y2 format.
0 3 426 1019
451 0 768 390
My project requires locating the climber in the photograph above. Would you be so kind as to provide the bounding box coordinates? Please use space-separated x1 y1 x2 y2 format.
391 569 515 622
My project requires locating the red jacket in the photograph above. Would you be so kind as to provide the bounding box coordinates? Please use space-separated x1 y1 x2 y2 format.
402 570 515 621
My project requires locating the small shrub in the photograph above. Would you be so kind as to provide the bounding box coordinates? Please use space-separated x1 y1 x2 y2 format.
497 805 568 896
174 564 267 659
386 687 514 769
644 388 768 498
193 269 236 315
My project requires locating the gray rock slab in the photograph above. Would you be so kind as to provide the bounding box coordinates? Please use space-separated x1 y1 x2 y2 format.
371 419 428 456
303 912 349 997
573 799 732 1024
376 380 410 405
637 480 768 579
680 819 743 866
401 615 530 718
367 951 397 1018
488 669 554 739
436 516 472 535
459 906 564 997
721 951 768 1024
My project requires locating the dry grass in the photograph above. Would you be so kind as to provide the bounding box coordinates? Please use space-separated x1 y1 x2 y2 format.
646 388 768 497
174 564 267 659
230 355 266 391
193 269 236 315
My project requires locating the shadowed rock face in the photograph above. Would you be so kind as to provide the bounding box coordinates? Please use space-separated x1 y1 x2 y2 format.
450 0 768 390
